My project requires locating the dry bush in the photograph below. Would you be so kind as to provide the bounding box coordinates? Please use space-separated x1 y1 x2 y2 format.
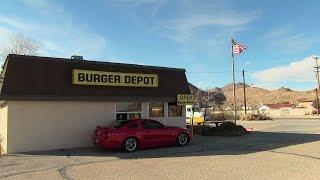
186 125 209 134
208 112 240 121
187 122 249 136
240 114 272 121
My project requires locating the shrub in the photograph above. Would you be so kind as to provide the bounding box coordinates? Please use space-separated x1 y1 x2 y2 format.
240 114 271 121
201 122 249 136
208 113 227 121
312 109 319 115
186 125 203 134
208 112 240 121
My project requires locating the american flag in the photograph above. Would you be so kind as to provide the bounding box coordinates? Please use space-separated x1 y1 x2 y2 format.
232 39 247 55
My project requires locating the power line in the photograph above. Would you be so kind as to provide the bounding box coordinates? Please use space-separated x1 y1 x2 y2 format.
186 71 315 79
187 71 313 79
186 70 255 73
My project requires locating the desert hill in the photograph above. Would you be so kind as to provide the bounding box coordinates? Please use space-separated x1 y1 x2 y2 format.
190 83 316 109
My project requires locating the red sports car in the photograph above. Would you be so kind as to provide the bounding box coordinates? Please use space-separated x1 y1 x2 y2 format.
94 119 191 152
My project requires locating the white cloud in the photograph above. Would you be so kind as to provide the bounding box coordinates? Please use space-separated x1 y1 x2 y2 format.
251 56 318 86
106 0 167 17
21 0 66 17
113 0 162 4
244 61 251 66
0 16 26 29
22 0 52 8
160 12 259 43
263 25 320 54
0 15 55 34
0 0 107 60
154 0 261 43
263 24 293 40
106 0 260 59
0 27 12 42
150 2 260 62
106 0 165 9
276 34 320 54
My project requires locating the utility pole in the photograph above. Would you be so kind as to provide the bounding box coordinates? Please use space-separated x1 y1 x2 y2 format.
314 89 319 116
313 56 320 116
242 69 247 115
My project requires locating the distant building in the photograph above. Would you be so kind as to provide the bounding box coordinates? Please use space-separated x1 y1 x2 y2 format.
297 100 314 109
259 103 293 111
241 105 252 110
224 106 232 111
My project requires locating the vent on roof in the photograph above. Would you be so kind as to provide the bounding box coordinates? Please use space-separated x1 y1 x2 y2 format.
71 55 83 60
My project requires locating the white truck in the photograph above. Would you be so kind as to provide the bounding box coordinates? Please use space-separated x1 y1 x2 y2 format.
186 105 205 125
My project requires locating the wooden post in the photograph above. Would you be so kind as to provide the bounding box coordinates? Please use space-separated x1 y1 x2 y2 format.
242 69 247 115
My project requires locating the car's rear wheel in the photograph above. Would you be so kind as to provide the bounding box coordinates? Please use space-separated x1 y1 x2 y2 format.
177 133 189 146
123 137 138 152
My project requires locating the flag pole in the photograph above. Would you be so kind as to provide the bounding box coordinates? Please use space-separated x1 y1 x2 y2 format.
231 38 237 125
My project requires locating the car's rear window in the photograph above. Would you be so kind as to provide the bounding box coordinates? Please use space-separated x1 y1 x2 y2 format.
114 120 133 129
128 123 138 129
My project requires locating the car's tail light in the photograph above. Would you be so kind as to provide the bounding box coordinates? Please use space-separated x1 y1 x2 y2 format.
101 133 108 139
95 127 109 139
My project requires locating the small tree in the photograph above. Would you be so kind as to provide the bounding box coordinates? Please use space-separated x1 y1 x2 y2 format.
211 91 226 110
0 34 39 62
201 90 215 120
189 83 226 120
193 89 219 121
312 99 320 110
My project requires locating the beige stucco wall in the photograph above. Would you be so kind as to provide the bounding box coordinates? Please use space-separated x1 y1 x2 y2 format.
4 101 186 153
0 103 8 154
7 101 116 153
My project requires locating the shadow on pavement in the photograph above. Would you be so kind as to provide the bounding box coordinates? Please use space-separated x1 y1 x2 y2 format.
21 131 320 159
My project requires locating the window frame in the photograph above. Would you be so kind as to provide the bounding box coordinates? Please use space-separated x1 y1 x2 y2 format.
149 102 165 117
116 102 142 121
168 102 183 117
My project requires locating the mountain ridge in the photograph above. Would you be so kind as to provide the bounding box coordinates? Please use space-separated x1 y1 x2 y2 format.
189 82 316 108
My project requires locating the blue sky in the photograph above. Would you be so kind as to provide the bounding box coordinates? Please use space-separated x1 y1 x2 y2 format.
1 0 320 90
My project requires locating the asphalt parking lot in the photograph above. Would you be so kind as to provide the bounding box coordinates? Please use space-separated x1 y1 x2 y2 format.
1 119 320 179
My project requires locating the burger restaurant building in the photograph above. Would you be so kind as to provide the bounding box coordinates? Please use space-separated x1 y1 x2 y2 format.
0 54 191 154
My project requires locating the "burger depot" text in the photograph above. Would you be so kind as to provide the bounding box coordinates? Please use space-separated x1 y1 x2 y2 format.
72 69 158 87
